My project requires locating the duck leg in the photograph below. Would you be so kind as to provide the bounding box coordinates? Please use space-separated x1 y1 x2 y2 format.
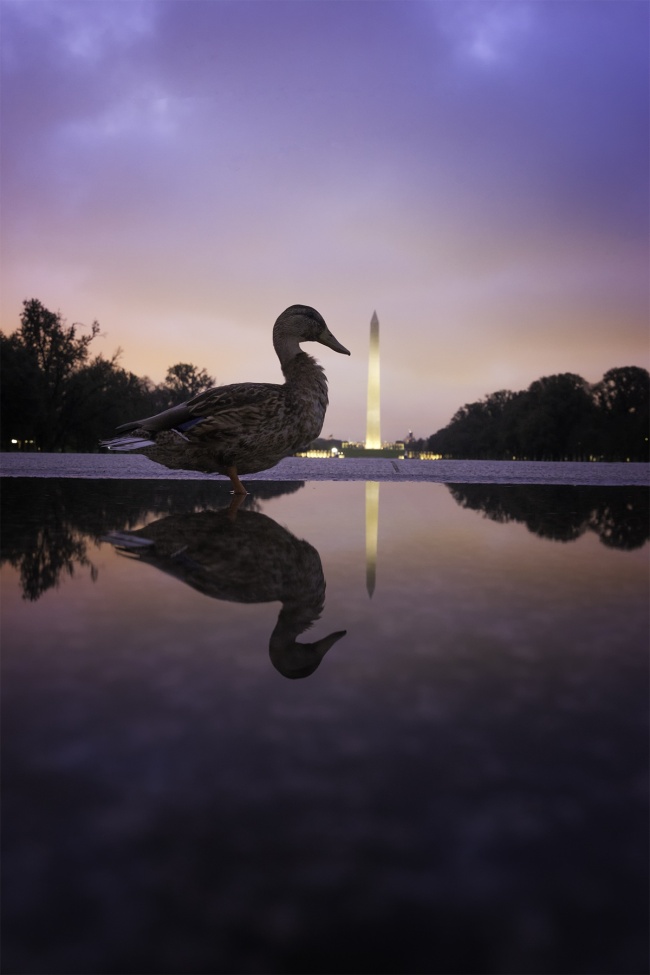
226 465 247 495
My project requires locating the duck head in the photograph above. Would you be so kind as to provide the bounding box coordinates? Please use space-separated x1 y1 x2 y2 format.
274 305 351 358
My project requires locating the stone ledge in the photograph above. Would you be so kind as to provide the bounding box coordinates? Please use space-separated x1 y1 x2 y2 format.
0 453 648 486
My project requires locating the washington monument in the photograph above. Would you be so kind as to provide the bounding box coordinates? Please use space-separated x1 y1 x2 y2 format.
365 311 381 449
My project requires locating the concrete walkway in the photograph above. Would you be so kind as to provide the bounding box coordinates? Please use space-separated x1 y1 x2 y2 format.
1 453 648 485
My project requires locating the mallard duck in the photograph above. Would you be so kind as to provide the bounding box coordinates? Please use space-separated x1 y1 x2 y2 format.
103 506 347 679
101 304 350 493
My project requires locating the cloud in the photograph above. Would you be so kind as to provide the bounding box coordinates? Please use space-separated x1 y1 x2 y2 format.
2 0 154 63
1 0 647 440
436 0 534 65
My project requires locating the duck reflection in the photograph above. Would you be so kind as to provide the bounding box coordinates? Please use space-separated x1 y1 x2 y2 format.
104 506 346 679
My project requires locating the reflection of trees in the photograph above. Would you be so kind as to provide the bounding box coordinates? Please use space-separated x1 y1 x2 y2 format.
3 524 98 602
105 509 346 679
447 484 649 550
0 479 304 600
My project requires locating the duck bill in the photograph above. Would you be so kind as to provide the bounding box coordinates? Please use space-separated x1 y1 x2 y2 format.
319 328 351 355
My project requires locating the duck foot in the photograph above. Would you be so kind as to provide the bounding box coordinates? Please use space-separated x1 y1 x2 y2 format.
226 466 248 495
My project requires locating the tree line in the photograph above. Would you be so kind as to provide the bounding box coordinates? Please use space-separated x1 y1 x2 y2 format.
2 298 648 460
409 367 649 462
1 299 215 451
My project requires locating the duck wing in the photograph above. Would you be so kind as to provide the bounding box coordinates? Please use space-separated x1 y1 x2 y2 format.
114 382 284 437
186 381 283 415
181 382 286 440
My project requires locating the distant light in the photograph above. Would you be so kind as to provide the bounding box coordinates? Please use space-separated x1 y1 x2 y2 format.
11 439 18 444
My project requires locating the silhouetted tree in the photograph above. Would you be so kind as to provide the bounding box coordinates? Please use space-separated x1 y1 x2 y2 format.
1 300 218 451
517 373 596 460
64 361 158 452
160 363 215 407
0 330 41 448
593 366 649 461
1 299 102 450
427 368 649 462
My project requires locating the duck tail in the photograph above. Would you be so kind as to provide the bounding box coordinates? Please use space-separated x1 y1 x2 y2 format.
100 435 156 451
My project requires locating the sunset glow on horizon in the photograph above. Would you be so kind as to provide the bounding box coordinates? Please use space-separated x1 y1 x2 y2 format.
1 0 648 442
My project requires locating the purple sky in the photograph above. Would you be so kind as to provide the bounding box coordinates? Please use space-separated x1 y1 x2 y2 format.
1 0 648 442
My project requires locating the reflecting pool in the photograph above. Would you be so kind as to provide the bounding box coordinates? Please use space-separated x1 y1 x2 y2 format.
2 478 648 974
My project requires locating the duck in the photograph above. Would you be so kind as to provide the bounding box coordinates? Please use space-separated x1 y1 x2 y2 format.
101 304 350 493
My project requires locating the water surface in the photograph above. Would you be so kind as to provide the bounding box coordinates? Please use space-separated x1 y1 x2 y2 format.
2 478 648 974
